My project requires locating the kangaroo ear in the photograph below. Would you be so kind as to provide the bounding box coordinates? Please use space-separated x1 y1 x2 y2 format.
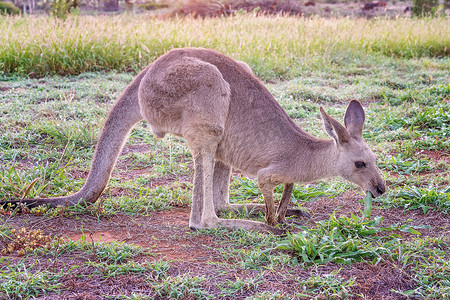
344 100 365 139
320 107 350 145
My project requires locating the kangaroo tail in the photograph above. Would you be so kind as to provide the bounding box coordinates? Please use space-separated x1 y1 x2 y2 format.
2 67 149 208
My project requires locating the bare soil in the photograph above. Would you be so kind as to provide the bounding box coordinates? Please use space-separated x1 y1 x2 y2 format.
2 191 449 299
1 146 448 299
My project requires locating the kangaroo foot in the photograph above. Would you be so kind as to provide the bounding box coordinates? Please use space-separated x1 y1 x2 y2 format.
189 218 286 235
217 219 286 235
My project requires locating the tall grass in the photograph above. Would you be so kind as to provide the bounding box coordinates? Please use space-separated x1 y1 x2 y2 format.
1 15 449 79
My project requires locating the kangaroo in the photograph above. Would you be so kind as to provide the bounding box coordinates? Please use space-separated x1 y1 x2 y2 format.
3 48 385 234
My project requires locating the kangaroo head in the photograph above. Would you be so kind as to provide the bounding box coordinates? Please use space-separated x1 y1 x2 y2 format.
320 100 386 197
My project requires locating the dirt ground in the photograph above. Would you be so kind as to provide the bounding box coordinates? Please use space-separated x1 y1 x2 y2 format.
2 191 449 299
2 141 449 299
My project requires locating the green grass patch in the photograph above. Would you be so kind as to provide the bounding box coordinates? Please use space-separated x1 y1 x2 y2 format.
36 235 145 264
380 186 450 214
150 274 212 299
0 261 64 299
86 259 170 279
277 213 427 265
297 269 356 299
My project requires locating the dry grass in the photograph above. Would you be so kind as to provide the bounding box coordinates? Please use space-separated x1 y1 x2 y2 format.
1 15 449 78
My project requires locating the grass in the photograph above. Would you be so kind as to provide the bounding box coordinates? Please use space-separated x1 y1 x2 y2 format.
86 259 171 279
277 213 430 265
0 15 449 79
0 261 64 299
0 13 449 299
299 269 356 298
151 274 212 299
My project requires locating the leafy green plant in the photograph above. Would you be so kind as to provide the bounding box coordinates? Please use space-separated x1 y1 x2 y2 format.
246 291 291 300
218 246 291 270
50 0 73 19
412 0 439 16
0 161 84 201
278 213 427 265
0 1 20 15
229 176 262 201
278 228 387 265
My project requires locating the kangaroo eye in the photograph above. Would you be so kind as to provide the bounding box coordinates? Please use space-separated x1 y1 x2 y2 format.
355 161 366 168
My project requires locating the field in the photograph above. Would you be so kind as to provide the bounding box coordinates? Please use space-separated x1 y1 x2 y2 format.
0 14 449 299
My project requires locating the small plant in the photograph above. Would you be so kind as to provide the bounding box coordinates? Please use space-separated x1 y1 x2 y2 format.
151 274 212 299
246 291 291 300
298 270 356 298
218 273 264 298
36 236 145 263
138 1 169 10
392 240 450 298
412 0 439 16
89 241 145 264
50 0 73 19
1 227 54 256
0 1 20 15
86 259 170 279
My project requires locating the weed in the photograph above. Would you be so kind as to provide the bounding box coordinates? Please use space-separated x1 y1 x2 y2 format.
102 182 192 215
0 162 84 201
277 213 427 265
1 227 54 256
151 274 212 299
218 246 292 270
36 236 145 264
298 269 356 299
86 259 170 279
91 241 145 264
245 291 291 300
392 238 450 298
0 262 64 299
384 186 450 214
218 272 264 298
379 154 432 175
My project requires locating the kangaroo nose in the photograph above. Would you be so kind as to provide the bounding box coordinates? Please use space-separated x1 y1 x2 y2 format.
376 183 386 195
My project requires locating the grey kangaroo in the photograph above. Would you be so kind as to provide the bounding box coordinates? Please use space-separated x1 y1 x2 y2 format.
5 48 385 234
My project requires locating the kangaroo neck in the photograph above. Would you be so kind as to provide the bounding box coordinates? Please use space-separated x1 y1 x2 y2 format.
290 135 340 183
